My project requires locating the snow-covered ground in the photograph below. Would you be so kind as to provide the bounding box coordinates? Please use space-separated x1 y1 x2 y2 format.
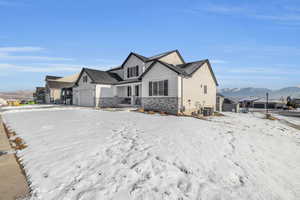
273 114 300 126
2 107 300 200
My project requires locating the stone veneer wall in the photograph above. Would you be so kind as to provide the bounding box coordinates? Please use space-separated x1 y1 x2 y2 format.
98 97 122 108
141 97 181 114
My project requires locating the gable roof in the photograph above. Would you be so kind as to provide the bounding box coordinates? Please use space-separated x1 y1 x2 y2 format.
75 68 122 85
117 50 185 69
177 59 219 86
139 59 219 86
147 49 185 63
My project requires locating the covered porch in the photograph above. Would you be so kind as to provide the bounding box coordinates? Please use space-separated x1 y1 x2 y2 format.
115 82 142 107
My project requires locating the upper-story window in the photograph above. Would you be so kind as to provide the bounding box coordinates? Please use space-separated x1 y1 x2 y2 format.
127 66 139 78
83 75 88 83
204 85 208 94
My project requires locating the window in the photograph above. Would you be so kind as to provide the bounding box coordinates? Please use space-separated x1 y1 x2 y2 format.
164 80 168 96
135 85 139 96
127 86 132 97
204 85 208 94
149 80 168 96
127 66 139 78
149 82 153 96
83 75 88 83
153 82 158 96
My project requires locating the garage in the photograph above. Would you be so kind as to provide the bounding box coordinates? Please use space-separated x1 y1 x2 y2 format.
78 89 95 107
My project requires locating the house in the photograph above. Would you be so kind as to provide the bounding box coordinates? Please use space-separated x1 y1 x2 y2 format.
73 50 218 115
292 98 300 108
0 98 7 106
45 74 79 104
216 93 225 112
253 98 285 109
223 97 240 112
33 87 46 103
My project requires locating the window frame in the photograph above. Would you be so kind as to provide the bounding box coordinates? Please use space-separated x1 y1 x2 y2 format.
127 65 139 78
204 85 208 94
83 75 88 83
148 80 168 97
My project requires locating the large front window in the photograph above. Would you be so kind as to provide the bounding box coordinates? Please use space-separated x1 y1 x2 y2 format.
127 66 139 78
149 80 168 96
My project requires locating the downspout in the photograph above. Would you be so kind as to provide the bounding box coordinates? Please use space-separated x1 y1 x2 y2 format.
181 76 184 113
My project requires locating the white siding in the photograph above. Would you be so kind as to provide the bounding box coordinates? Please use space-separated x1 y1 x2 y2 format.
73 71 96 107
142 62 179 97
95 84 114 98
123 54 145 80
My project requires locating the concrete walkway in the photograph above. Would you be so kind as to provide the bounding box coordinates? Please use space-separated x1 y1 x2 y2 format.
0 116 29 200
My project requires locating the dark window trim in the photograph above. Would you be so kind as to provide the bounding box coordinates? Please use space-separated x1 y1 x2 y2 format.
148 80 168 97
127 65 139 78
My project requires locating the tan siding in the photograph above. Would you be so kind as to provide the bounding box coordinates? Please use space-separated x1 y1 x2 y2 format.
158 52 184 65
182 63 217 113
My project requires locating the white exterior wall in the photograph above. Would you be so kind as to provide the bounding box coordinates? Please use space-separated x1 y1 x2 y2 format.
73 71 96 107
181 63 217 113
158 52 184 65
142 62 179 97
95 84 114 98
123 54 145 80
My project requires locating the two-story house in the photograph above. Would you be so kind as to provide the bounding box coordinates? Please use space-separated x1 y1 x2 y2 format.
73 50 218 114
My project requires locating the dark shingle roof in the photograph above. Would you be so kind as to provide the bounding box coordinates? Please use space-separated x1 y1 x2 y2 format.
147 50 181 61
81 68 123 84
112 78 140 85
176 60 207 75
131 52 148 62
139 59 219 86
119 50 185 68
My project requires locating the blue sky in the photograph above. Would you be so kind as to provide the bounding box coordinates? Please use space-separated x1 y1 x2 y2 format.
0 0 299 91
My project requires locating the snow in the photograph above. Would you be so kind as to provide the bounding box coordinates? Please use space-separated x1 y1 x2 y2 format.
2 107 300 200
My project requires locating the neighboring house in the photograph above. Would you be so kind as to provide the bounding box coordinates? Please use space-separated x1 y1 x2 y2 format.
73 50 218 114
223 98 240 112
0 98 7 106
253 98 285 109
45 74 79 104
216 93 225 112
291 98 300 108
33 87 46 103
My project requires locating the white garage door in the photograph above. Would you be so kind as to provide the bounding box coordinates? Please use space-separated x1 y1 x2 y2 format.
79 89 94 107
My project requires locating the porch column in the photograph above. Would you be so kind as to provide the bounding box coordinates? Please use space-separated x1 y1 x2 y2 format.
131 85 134 106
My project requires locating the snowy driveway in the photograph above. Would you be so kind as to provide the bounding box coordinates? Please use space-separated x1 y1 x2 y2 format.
2 107 300 200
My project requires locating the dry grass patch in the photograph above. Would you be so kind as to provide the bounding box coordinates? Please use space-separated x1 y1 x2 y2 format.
266 114 279 121
3 123 27 150
214 112 225 117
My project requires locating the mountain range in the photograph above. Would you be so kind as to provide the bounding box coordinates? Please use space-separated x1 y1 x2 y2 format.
0 90 34 100
219 87 300 99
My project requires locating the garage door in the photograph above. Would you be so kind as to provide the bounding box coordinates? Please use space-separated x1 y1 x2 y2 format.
79 89 94 107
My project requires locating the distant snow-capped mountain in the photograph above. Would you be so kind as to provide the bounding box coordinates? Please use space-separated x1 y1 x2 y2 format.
219 87 300 99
